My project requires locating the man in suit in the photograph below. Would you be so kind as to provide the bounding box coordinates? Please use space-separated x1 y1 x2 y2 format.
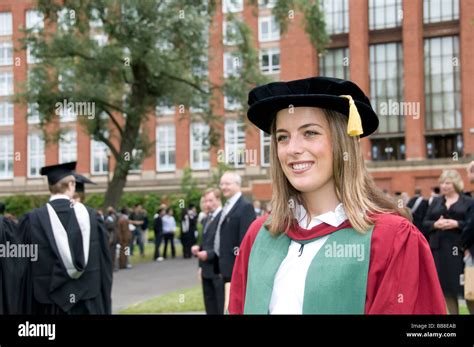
214 172 256 285
17 162 112 314
406 188 429 237
192 188 224 314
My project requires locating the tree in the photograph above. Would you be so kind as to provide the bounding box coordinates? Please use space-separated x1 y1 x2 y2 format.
18 0 327 208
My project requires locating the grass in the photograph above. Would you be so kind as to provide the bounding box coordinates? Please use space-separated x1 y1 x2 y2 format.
119 285 205 314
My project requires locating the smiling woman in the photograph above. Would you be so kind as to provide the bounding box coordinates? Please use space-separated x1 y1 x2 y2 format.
228 76 447 315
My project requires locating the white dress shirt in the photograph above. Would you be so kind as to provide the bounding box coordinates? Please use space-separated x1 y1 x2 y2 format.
269 202 348 314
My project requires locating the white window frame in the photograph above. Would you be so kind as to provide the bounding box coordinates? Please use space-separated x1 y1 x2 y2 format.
222 0 243 13
0 71 13 96
224 95 241 111
260 47 280 74
0 12 13 36
0 101 13 125
225 119 246 168
156 102 176 117
190 122 210 170
260 130 271 167
156 124 176 172
27 103 40 124
223 52 241 78
223 20 241 46
90 139 109 175
0 134 13 179
27 43 39 64
59 130 77 164
28 133 45 178
258 16 280 42
26 10 44 32
258 0 277 9
0 41 13 66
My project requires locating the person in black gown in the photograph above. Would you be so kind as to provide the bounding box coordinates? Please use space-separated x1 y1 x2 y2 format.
423 169 474 314
17 162 112 314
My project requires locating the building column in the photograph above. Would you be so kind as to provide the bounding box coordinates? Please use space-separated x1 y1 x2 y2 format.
460 0 474 157
280 11 317 80
403 0 426 160
349 0 371 160
12 3 27 179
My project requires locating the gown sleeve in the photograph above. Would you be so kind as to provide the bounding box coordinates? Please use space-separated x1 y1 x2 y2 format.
366 214 446 314
95 211 113 314
229 215 267 314
0 216 22 314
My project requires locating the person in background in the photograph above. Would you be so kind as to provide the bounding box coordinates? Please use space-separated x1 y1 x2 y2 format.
423 170 473 314
117 207 133 269
253 200 263 217
181 204 197 259
129 204 145 257
162 208 177 259
429 187 441 205
153 208 165 262
192 188 224 314
460 161 474 314
105 206 119 271
406 188 429 238
198 196 208 226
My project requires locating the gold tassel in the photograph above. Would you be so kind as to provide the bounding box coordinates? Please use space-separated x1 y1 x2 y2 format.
340 95 363 137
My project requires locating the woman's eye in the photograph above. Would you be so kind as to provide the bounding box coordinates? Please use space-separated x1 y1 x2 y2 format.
277 135 288 142
304 130 319 137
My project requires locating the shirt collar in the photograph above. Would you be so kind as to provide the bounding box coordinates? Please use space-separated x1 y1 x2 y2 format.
211 206 223 218
49 194 72 202
294 200 347 229
225 192 242 209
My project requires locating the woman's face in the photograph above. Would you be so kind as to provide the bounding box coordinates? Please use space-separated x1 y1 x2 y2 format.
440 180 456 196
275 107 334 194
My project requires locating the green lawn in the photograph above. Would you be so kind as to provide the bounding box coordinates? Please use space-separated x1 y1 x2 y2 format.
119 285 205 314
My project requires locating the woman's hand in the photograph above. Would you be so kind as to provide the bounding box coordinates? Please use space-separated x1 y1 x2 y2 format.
434 217 459 230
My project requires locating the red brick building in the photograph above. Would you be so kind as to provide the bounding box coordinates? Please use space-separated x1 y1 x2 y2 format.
0 0 473 203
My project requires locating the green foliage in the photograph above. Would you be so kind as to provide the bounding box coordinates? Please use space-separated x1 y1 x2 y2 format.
3 195 49 218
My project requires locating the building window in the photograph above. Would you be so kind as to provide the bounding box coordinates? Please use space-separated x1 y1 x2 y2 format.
260 130 271 167
424 36 461 130
156 124 176 172
91 139 108 174
320 0 349 35
369 0 402 30
223 52 241 78
27 43 39 64
319 47 350 79
27 103 40 124
225 119 245 168
370 42 404 134
224 95 241 111
222 0 243 13
0 72 13 96
0 42 13 66
223 20 241 46
129 149 142 172
58 105 77 123
0 102 13 125
190 122 210 170
258 16 280 42
0 134 13 179
371 138 406 161
423 0 459 24
57 8 76 31
26 10 44 32
258 0 277 8
28 133 44 177
59 130 77 163
156 100 175 117
0 13 12 36
260 48 280 74
426 134 463 159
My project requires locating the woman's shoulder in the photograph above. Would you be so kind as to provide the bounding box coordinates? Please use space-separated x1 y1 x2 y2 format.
370 213 421 240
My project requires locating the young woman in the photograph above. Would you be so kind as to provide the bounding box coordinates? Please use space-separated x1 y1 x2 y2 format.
228 77 446 314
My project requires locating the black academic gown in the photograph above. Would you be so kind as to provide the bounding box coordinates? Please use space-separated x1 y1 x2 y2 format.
17 199 112 314
0 216 21 314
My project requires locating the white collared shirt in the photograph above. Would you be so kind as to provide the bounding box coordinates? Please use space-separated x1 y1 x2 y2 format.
269 202 348 314
223 192 242 216
49 194 72 202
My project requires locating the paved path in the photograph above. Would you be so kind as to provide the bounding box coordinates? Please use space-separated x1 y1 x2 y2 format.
111 257 200 313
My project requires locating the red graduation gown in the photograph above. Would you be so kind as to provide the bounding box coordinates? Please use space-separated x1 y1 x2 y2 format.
229 213 446 314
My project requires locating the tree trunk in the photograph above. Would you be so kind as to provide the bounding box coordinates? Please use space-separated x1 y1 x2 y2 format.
103 163 128 209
